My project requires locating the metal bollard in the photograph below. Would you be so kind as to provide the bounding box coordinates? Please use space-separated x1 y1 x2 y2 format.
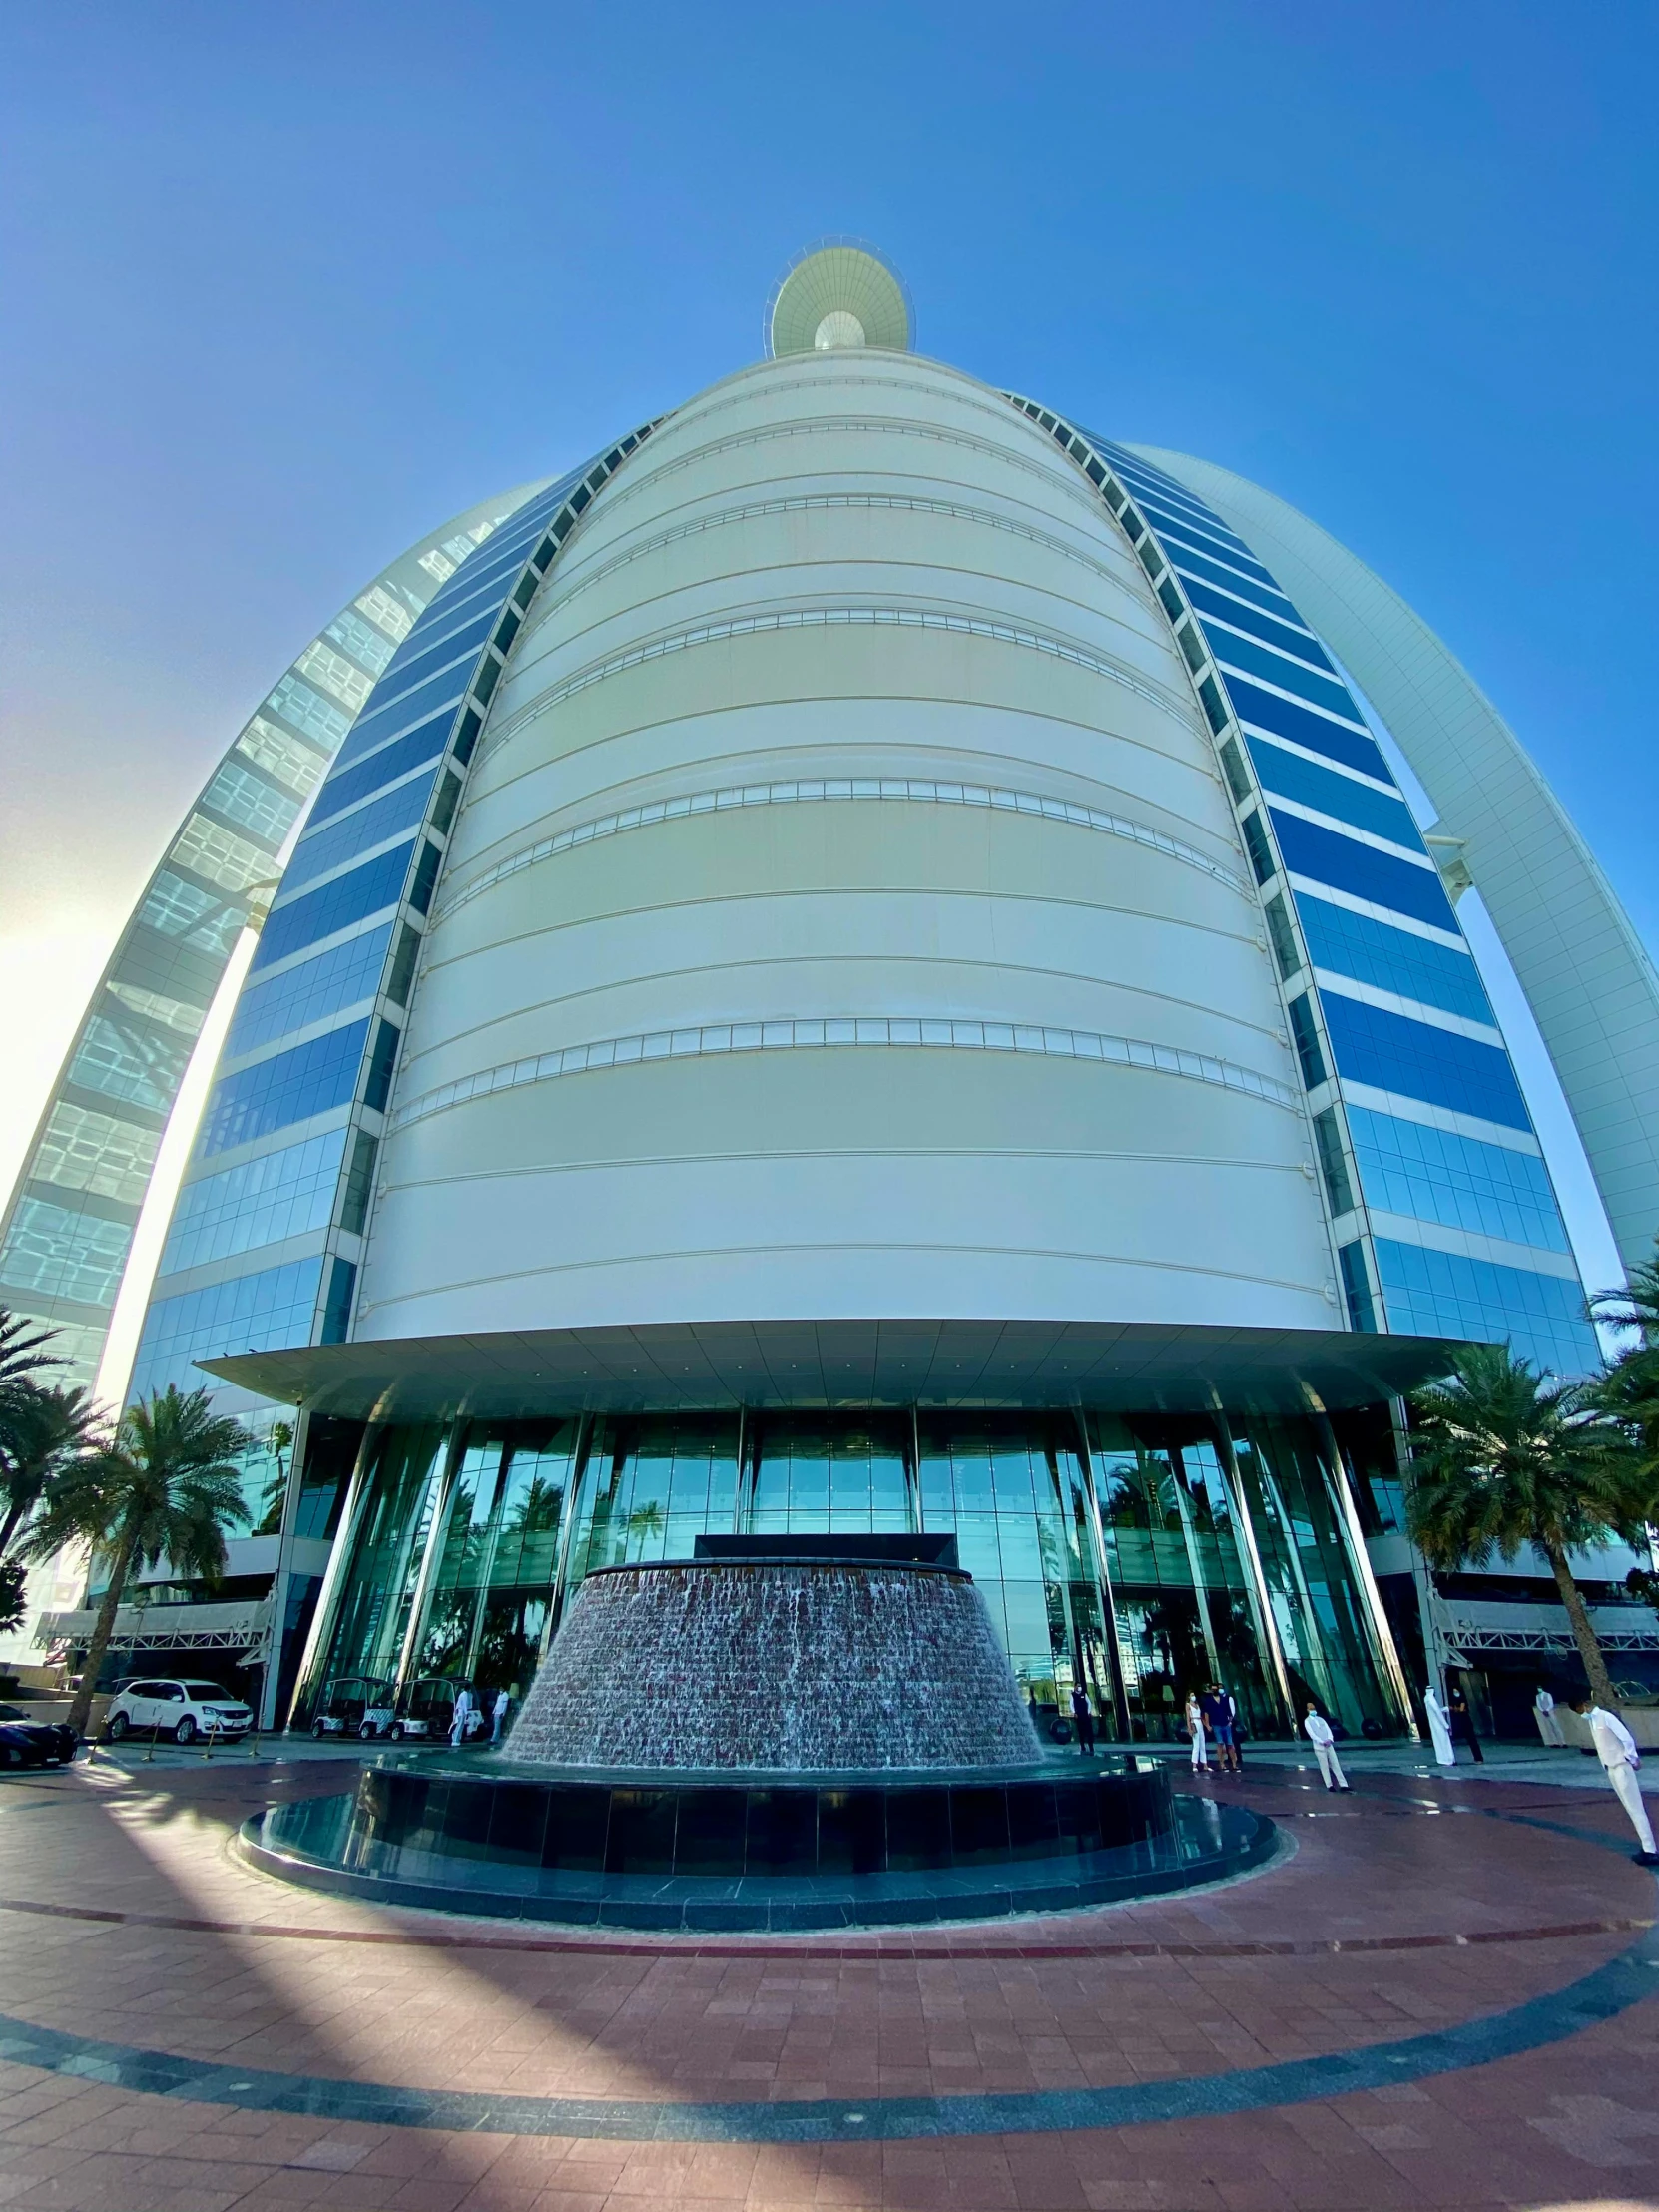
144 1727 156 1763
203 1719 216 1761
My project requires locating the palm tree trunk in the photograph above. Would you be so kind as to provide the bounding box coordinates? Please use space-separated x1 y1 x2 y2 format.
64 1518 140 1739
0 1496 28 1556
1543 1539 1617 1708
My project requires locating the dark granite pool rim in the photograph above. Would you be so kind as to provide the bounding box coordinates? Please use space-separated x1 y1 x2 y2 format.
235 1794 1274 1931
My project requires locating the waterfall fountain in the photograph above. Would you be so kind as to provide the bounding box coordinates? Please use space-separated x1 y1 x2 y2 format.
240 1536 1274 1929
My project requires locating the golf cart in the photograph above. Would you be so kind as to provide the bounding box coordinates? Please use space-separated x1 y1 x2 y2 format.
310 1675 395 1740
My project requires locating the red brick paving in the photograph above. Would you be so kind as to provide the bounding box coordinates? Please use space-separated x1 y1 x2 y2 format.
0 1755 1655 2207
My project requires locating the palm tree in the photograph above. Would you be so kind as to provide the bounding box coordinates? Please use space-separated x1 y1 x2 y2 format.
0 1307 64 1416
19 1386 253 1737
0 1383 107 1560
1406 1344 1643 1708
1589 1246 1659 1490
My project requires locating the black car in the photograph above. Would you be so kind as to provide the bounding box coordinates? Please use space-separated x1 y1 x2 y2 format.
0 1704 78 1766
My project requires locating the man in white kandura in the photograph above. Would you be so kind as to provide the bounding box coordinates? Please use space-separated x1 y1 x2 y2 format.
1575 1698 1659 1864
1533 1686 1566 1749
1303 1703 1350 1792
1422 1684 1456 1767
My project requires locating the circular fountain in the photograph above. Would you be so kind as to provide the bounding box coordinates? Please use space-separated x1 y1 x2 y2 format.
241 1538 1274 1930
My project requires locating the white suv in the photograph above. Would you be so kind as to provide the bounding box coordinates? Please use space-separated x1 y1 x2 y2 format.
105 1678 253 1745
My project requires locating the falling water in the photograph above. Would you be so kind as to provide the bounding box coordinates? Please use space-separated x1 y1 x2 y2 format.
509 1561 1042 1771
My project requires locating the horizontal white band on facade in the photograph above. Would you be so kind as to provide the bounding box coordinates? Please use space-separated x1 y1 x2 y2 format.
486 605 1199 760
1362 1208 1582 1282
1243 726 1404 799
547 492 1137 619
390 1016 1302 1134
1337 1078 1544 1156
1311 970 1506 1047
1287 875 1469 951
1263 794 1440 872
435 778 1249 925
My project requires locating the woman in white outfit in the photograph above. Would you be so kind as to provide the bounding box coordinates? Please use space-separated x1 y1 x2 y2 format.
1576 1699 1659 1863
1184 1692 1208 1769
1533 1686 1566 1748
1303 1703 1350 1791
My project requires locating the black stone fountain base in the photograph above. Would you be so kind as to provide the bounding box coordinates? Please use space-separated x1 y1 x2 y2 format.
237 1757 1276 1931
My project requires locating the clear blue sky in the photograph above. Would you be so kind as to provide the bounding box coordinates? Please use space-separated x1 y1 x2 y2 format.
2 1 1655 1290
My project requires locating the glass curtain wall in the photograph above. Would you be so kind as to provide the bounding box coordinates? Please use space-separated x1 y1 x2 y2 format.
300 1406 1403 1738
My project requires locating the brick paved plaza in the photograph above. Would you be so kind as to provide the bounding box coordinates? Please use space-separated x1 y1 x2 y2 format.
2 1749 1657 2210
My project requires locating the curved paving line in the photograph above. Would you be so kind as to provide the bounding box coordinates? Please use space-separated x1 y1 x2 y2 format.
0 1797 1649 2144
0 1921 1652 2143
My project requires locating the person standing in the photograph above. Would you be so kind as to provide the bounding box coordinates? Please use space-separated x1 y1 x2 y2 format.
1422 1684 1456 1767
1574 1698 1659 1864
1202 1683 1239 1774
1303 1703 1350 1791
1068 1682 1095 1756
1184 1691 1208 1770
448 1686 473 1749
491 1687 511 1745
1533 1686 1566 1748
1448 1684 1484 1764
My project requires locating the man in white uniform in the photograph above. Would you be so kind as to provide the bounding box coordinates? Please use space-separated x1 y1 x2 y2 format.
1303 1703 1350 1792
1533 1686 1566 1748
1575 1698 1659 1864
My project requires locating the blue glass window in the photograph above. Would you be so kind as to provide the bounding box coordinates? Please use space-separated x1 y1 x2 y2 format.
1127 488 1260 560
129 1255 324 1403
1246 739 1420 848
1372 1239 1597 1376
265 673 351 752
200 760 300 848
1320 991 1530 1129
1181 580 1334 672
1133 510 1278 588
197 1019 369 1159
1222 677 1390 782
0 1199 131 1309
372 608 495 705
311 720 451 823
334 669 469 771
1167 545 1302 623
1347 1106 1569 1254
138 872 248 955
225 924 393 1059
254 842 415 971
1203 627 1358 721
1270 811 1456 931
1338 1241 1377 1332
1294 893 1492 1023
284 774 437 894
161 1128 348 1278
321 1256 357 1343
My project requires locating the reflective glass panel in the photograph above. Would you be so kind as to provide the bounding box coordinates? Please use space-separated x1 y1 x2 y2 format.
128 1254 324 1402
283 774 436 894
225 924 392 1059
1372 1239 1599 1376
31 1102 160 1204
1347 1105 1569 1253
161 1127 349 1277
235 716 330 798
1321 991 1530 1128
196 1018 369 1159
253 844 414 972
68 1012 193 1114
201 760 301 847
1295 891 1492 1022
1270 811 1455 930
0 1198 131 1308
1245 739 1420 848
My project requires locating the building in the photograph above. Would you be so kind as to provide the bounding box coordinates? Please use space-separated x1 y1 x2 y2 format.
13 243 1659 1736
